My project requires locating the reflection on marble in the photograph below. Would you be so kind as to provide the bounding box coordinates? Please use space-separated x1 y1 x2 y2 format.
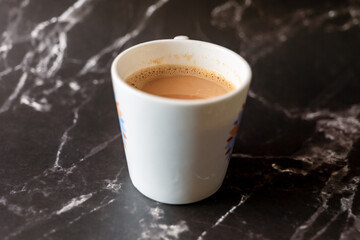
0 0 360 239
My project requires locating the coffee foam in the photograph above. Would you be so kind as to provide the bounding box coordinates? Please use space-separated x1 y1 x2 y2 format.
125 64 235 91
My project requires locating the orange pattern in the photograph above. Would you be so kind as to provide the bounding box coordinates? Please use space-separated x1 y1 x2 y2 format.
116 102 122 117
116 101 126 150
225 103 245 160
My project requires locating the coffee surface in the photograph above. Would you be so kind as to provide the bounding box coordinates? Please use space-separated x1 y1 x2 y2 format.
125 64 234 100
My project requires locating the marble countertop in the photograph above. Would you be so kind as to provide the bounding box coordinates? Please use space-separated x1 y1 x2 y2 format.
1 0 360 239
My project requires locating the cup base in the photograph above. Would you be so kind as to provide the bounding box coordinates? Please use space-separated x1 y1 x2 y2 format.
131 179 223 205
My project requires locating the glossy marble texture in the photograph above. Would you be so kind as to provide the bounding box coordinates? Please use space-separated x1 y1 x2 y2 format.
1 0 360 239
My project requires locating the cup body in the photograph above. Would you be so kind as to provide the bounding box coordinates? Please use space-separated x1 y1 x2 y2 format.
111 38 251 204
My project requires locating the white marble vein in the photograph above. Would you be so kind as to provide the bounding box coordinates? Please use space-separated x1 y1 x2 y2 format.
339 213 360 240
248 90 295 118
20 95 51 112
56 193 93 215
138 219 189 240
271 163 309 176
0 196 35 217
249 90 360 169
104 167 124 193
41 197 116 239
0 0 97 115
5 188 115 239
149 206 165 220
294 105 360 168
138 202 189 240
7 129 121 200
53 103 81 169
79 0 170 75
0 72 27 113
32 0 96 79
211 0 252 28
80 133 121 162
197 194 250 240
0 0 29 59
213 195 249 228
247 90 360 239
211 1 360 63
290 167 359 240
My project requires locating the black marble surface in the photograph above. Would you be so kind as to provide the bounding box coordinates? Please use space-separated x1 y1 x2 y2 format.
1 0 360 239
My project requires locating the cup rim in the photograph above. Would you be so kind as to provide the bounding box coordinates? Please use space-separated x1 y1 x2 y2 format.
111 38 252 106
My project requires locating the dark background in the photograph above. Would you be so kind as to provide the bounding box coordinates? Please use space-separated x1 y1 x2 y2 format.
0 0 360 239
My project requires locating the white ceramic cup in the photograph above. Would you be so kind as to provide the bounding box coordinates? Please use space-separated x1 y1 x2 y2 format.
111 36 251 204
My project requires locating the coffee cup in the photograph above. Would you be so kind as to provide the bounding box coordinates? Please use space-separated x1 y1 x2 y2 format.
111 36 251 204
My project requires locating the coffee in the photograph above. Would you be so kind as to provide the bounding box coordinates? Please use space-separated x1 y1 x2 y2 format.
125 64 235 100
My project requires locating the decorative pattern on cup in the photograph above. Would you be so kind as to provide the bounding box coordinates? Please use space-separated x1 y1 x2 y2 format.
116 101 127 150
225 104 245 161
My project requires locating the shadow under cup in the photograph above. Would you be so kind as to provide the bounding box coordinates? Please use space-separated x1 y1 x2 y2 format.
111 38 251 204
